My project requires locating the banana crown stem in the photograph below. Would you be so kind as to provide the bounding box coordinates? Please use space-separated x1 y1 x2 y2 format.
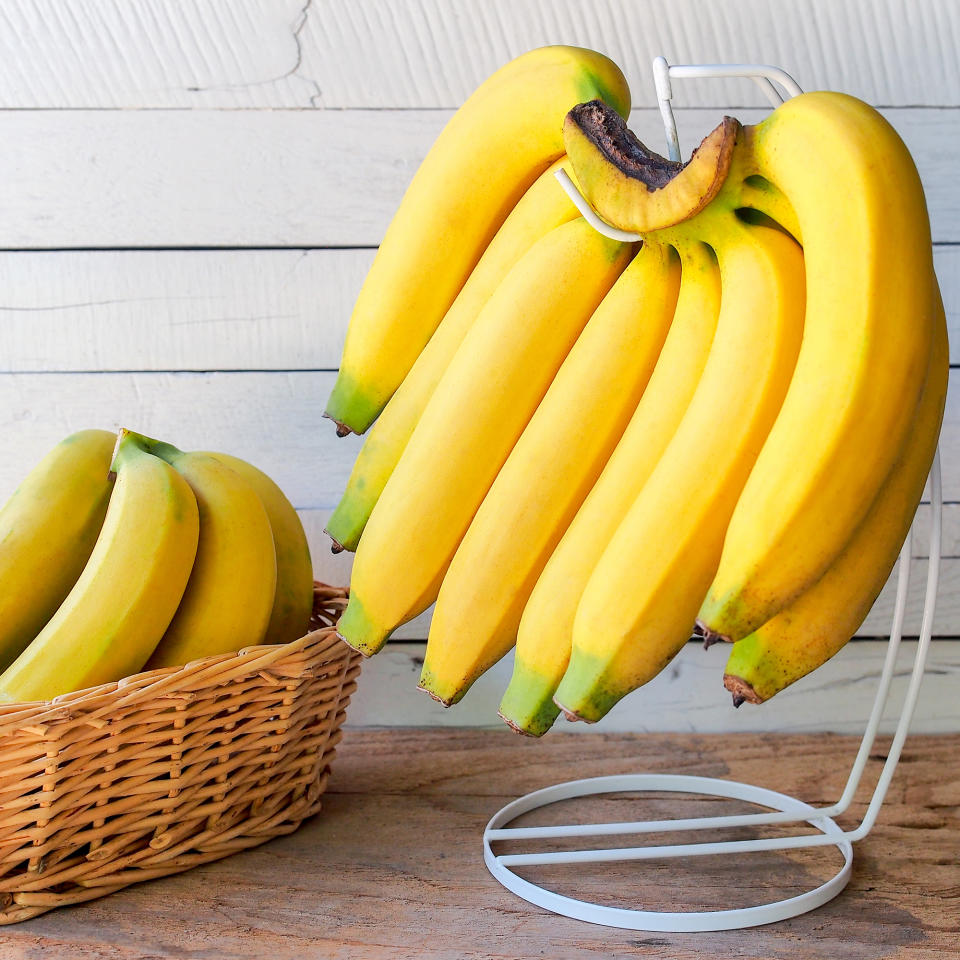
112 429 183 471
652 203 746 256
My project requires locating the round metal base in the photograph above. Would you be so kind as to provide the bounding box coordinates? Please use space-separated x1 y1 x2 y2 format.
483 774 853 932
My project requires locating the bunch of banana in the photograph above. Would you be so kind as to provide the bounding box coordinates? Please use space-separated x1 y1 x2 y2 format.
420 240 680 706
324 45 630 436
723 294 948 705
324 156 582 553
502 242 721 734
0 430 200 702
326 49 944 734
0 429 314 703
544 93 939 727
337 218 632 655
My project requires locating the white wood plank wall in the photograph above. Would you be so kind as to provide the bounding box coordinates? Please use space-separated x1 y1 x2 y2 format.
0 0 955 732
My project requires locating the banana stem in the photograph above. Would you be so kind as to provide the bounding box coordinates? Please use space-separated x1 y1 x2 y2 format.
114 429 183 468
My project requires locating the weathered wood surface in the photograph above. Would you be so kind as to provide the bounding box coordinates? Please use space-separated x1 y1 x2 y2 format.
5 729 958 958
307 0 960 109
0 0 956 108
0 249 371 372
0 108 957 246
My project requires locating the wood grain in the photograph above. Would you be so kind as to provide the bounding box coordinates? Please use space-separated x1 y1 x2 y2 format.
0 249 372 372
305 0 960 109
0 108 956 247
0 0 957 109
3 730 956 958
0 0 317 108
0 246 955 370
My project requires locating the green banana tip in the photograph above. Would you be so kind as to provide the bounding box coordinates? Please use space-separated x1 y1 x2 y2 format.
415 681 454 708
552 697 592 724
496 709 544 738
324 371 383 434
498 669 562 736
335 629 371 658
110 427 147 471
335 596 391 656
324 511 362 553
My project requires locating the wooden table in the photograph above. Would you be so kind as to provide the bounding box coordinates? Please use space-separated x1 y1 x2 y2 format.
4 730 958 959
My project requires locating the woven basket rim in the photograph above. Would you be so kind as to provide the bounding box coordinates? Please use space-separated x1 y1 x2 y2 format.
0 581 350 736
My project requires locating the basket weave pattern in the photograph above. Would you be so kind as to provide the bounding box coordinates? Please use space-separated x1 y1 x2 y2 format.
0 582 359 923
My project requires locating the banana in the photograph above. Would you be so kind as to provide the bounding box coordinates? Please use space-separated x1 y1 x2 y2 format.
554 198 805 721
500 242 721 736
204 452 313 647
565 107 740 233
563 100 801 242
0 430 199 702
564 98 802 243
724 291 948 705
325 46 630 434
144 439 276 668
698 93 936 643
325 157 581 552
0 429 116 672
337 219 631 655
420 241 681 706
736 175 800 243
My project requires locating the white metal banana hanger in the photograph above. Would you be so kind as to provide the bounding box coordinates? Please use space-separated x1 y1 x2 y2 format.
483 57 944 933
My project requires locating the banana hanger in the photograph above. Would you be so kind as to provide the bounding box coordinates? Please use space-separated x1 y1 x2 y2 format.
482 57 944 934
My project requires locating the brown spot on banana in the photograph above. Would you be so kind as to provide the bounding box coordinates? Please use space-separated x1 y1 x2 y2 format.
563 100 740 232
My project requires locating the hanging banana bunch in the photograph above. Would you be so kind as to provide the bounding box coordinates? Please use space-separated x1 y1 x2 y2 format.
326 48 945 734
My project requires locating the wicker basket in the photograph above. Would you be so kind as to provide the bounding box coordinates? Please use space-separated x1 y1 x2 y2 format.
0 582 359 923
